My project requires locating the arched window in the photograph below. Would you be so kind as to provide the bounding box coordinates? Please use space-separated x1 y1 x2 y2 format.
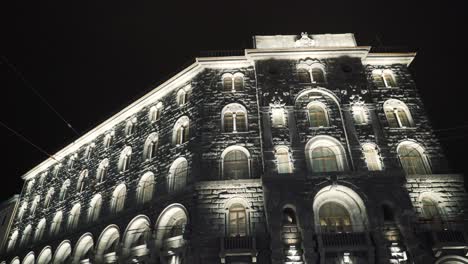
118 146 132 172
88 194 102 222
50 211 63 236
103 132 113 149
25 179 35 194
111 184 126 214
6 230 18 252
383 99 413 128
34 218 46 242
397 142 431 175
319 202 352 232
137 172 154 204
23 252 35 264
67 203 81 230
123 216 151 260
222 146 250 179
95 226 120 263
143 133 158 160
149 102 163 122
173 116 190 145
83 143 95 160
53 241 72 264
72 235 94 264
77 170 88 192
223 73 244 92
362 143 383 171
306 136 347 173
17 202 27 221
372 69 397 87
37 247 52 264
9 258 19 264
222 103 248 132
307 102 329 127
44 188 54 208
282 208 297 225
421 197 441 221
297 68 311 83
228 204 247 237
20 225 32 248
39 172 48 187
125 118 136 137
96 159 109 183
67 155 76 170
168 158 188 192
176 89 187 106
59 180 70 201
352 105 368 125
30 195 40 215
311 67 326 83
276 146 292 174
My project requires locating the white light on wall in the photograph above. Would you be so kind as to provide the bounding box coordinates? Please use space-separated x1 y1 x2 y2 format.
343 252 351 264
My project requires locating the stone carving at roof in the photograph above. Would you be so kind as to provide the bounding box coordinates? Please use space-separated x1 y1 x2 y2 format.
295 32 316 48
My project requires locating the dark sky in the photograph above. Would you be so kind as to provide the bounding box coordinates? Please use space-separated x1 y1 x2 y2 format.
1 1 467 201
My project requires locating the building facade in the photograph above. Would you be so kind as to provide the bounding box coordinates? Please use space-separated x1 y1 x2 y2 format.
1 33 467 264
0 196 19 256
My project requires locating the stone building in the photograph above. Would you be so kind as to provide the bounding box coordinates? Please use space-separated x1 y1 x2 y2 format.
0 33 467 264
0 196 19 256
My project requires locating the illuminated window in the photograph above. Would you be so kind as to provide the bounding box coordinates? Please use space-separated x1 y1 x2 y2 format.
34 218 46 242
352 105 368 125
223 73 244 92
373 69 397 87
103 132 113 149
397 142 430 175
283 208 297 225
17 202 27 221
20 224 32 248
125 119 136 137
297 65 326 83
44 188 54 208
118 146 132 172
271 107 286 127
173 116 190 145
67 203 81 230
6 230 18 252
137 172 154 204
311 68 326 83
311 147 338 172
319 202 352 232
88 194 102 222
307 102 329 127
83 144 95 160
59 180 70 201
176 89 187 106
149 102 163 122
168 158 188 192
222 103 248 132
362 143 383 171
96 159 109 183
111 184 127 214
77 170 88 192
30 195 40 215
223 147 250 179
228 204 247 237
384 99 413 128
276 147 292 174
25 179 35 194
50 211 63 236
143 133 158 160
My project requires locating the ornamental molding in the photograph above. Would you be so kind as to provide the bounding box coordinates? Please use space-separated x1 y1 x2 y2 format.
295 32 316 48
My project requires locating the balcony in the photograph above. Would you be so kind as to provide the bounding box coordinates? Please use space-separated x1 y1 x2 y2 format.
160 235 186 256
415 219 468 256
320 232 368 248
103 252 118 263
130 244 150 257
220 236 257 263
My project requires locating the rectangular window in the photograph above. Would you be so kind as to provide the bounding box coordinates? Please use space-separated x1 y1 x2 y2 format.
271 108 285 127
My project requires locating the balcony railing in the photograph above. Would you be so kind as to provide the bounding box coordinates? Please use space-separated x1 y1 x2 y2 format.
320 232 368 247
220 236 257 263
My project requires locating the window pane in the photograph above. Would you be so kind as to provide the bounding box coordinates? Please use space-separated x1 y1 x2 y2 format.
235 112 247 132
385 109 399 128
229 204 247 236
312 68 325 83
298 69 311 83
224 150 249 179
399 146 429 175
383 73 396 87
364 146 382 171
373 73 385 87
309 105 328 127
319 202 352 232
224 112 234 132
234 76 244 91
223 77 233 91
397 109 411 127
312 147 338 172
277 149 292 174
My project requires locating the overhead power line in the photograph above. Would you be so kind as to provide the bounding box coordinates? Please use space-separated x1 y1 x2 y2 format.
1 55 80 136
0 120 58 162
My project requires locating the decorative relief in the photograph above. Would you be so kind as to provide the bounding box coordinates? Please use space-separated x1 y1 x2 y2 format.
295 32 316 48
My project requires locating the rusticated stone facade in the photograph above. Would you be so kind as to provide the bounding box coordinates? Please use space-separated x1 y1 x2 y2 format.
1 33 467 264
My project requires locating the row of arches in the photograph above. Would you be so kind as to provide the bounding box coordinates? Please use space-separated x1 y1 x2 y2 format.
3 204 189 264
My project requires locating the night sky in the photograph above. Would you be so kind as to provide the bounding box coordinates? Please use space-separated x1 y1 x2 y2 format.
1 1 467 201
